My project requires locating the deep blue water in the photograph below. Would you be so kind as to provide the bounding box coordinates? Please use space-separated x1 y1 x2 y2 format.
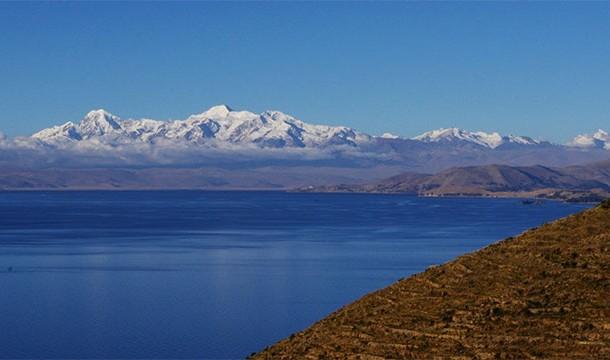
0 191 590 359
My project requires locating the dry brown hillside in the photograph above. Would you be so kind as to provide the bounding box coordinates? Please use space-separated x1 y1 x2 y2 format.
298 160 610 201
252 201 610 359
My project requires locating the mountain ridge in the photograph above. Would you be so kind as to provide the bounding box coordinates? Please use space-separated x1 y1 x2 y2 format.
299 160 610 202
25 105 608 150
412 127 543 149
31 105 372 149
1 105 609 189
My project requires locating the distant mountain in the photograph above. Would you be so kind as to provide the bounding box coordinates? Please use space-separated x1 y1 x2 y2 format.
31 105 597 152
299 159 610 201
412 127 543 149
31 106 558 151
569 129 610 150
22 106 610 153
1 105 609 190
0 165 409 191
31 105 372 148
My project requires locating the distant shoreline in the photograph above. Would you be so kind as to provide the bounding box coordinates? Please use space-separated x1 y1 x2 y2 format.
292 189 605 204
0 187 601 204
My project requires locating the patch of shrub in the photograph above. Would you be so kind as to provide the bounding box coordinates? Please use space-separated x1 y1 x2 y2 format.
490 307 504 317
441 309 455 323
600 199 610 209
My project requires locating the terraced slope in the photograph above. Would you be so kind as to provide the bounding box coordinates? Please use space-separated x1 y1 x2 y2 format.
252 201 610 359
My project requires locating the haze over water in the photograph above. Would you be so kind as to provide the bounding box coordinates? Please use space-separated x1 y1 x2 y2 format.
0 191 589 358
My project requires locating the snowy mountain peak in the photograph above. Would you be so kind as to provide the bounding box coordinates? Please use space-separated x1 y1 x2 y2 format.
193 104 234 119
594 129 609 138
25 107 595 151
79 109 122 138
569 129 610 149
413 128 538 149
414 127 481 141
414 127 488 144
30 106 371 149
31 121 81 142
85 108 117 119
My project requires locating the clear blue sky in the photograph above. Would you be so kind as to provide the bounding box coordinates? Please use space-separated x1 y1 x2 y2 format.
1 2 610 142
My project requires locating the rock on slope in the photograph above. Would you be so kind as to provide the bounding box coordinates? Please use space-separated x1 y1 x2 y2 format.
252 202 610 359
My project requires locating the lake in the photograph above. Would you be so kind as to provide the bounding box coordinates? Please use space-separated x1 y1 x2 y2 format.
0 191 590 359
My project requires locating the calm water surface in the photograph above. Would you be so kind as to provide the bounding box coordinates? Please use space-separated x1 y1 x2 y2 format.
0 191 589 359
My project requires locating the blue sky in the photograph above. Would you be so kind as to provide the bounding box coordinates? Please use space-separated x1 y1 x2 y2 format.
1 2 609 142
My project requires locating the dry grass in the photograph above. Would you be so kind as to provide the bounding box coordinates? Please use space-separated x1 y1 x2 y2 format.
251 203 610 359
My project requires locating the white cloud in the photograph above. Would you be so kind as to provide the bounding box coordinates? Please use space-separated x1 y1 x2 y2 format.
0 136 393 169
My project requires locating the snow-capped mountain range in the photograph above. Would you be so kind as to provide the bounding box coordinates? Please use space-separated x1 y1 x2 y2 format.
27 105 608 151
31 105 371 148
412 128 542 149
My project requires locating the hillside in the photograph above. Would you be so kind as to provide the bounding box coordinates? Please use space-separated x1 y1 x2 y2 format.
0 165 409 191
300 160 610 201
251 201 610 359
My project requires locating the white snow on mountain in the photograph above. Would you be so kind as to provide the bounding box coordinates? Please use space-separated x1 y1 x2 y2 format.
379 132 400 139
79 109 122 138
32 105 372 149
569 130 610 150
31 121 81 142
29 107 604 152
412 127 540 149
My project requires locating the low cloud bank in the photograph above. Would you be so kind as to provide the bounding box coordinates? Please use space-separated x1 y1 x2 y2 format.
0 137 397 169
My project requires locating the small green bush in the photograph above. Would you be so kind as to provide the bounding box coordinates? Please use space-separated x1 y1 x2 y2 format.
600 199 610 209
